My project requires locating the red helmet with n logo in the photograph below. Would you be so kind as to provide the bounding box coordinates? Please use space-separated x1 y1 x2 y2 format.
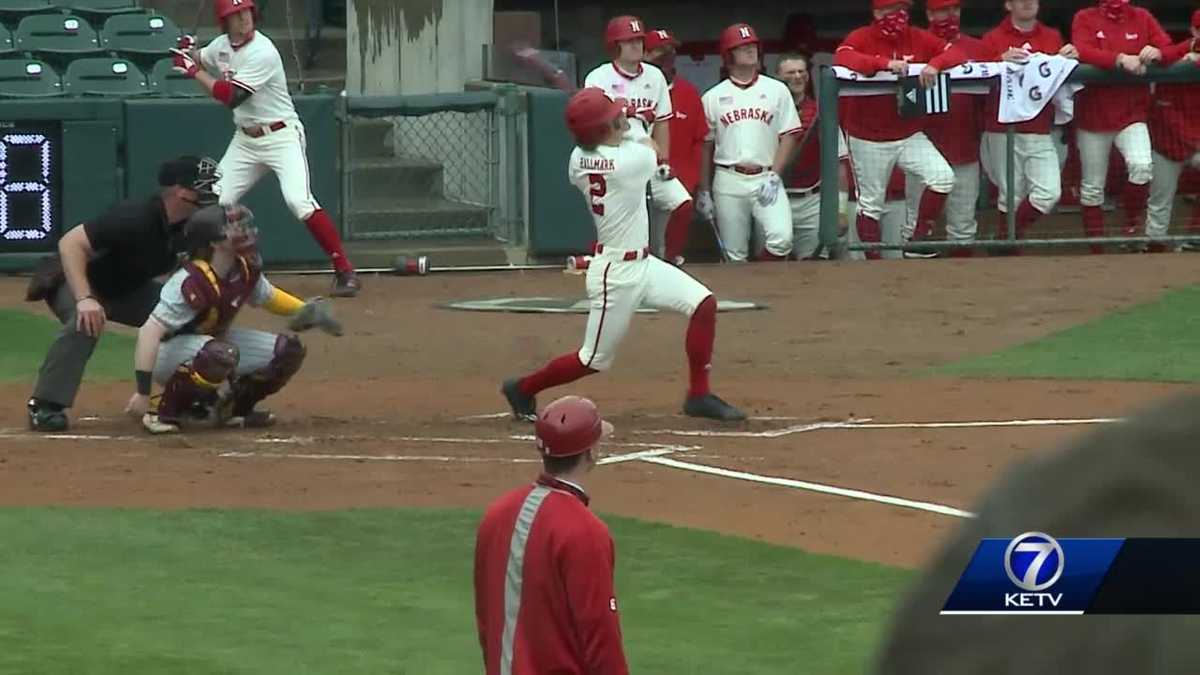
604 15 646 52
719 23 760 60
215 0 256 23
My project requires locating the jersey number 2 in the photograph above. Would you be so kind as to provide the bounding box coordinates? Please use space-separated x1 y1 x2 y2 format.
588 174 606 216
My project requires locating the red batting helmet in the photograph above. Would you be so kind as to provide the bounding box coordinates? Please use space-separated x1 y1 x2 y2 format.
719 23 760 60
564 87 624 146
604 15 646 52
216 0 256 24
535 396 613 458
925 0 959 10
644 28 681 52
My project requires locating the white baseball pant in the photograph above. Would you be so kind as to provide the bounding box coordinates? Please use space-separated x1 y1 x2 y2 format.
713 168 793 261
215 121 321 220
847 133 955 223
788 189 821 259
981 131 1062 215
1076 123 1153 207
1146 150 1200 238
577 251 711 371
844 198 906 260
648 173 691 257
152 328 282 385
903 162 980 242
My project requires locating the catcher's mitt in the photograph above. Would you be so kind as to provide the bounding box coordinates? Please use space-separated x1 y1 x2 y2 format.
288 297 343 336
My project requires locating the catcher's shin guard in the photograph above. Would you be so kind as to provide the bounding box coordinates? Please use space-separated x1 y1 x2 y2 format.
157 340 240 423
225 334 306 417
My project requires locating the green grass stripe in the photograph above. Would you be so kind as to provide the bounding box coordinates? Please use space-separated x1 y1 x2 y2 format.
937 286 1200 382
0 308 135 383
0 507 909 675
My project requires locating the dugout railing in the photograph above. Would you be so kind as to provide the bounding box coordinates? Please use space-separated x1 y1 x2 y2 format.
818 61 1200 254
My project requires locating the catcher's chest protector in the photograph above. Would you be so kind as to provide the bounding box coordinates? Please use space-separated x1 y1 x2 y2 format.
179 256 261 336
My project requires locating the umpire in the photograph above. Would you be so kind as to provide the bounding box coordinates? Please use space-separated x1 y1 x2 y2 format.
25 155 219 431
474 395 630 675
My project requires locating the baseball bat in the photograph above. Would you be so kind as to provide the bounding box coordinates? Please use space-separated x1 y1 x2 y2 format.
191 0 210 37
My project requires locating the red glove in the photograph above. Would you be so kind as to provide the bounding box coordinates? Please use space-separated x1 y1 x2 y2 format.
170 47 198 78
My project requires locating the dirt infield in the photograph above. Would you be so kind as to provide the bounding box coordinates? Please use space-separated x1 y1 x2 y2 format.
1 255 1196 568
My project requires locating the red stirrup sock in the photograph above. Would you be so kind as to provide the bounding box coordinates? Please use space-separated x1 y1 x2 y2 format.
914 189 949 239
856 213 883 260
1082 205 1105 254
304 209 354 274
518 353 596 397
686 296 717 398
664 201 694 260
1121 182 1149 236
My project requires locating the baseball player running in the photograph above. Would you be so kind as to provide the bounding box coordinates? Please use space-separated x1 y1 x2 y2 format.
1070 0 1191 253
777 53 850 259
584 16 692 259
834 0 966 259
126 205 342 434
1146 11 1200 251
170 0 361 296
501 88 744 423
697 23 802 262
905 0 991 257
644 28 708 265
981 0 1076 253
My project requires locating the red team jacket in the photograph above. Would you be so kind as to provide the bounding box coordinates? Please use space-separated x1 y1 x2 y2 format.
1071 5 1190 132
922 34 990 166
666 76 709 191
786 97 822 191
834 24 967 141
981 18 1066 135
1148 44 1200 161
474 476 629 675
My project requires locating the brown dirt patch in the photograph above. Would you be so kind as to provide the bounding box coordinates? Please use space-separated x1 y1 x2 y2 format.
1 255 1196 567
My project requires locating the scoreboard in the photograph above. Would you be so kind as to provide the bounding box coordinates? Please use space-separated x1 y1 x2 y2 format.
0 120 62 254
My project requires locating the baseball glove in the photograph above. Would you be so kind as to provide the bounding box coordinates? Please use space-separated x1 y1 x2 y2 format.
288 297 343 336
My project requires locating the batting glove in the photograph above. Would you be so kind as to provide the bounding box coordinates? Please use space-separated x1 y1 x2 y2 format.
655 161 674 181
176 34 197 52
755 171 782 207
695 190 715 221
170 47 199 78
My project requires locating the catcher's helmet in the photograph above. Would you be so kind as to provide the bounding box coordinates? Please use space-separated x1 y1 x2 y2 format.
604 15 645 52
535 396 613 458
182 204 256 255
159 155 220 206
565 87 624 146
216 0 256 24
719 23 760 60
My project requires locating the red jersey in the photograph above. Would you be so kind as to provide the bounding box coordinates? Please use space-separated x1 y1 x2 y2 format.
666 76 708 191
981 18 1065 134
786 97 821 189
1071 5 1188 132
1149 41 1200 161
834 24 966 141
923 34 989 165
475 476 629 675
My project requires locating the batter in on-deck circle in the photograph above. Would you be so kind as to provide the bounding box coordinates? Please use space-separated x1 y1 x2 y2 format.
169 0 361 297
697 23 803 262
501 88 745 423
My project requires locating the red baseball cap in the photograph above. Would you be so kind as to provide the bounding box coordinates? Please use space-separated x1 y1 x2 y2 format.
644 28 680 51
1192 8 1200 28
926 0 959 9
872 0 913 9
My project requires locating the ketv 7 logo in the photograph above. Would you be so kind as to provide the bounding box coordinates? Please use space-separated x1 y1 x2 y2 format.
1002 532 1065 608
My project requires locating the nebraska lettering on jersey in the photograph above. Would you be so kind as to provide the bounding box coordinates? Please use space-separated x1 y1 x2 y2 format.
719 107 776 127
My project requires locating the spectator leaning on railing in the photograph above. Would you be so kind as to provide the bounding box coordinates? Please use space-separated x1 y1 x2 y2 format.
1145 9 1200 251
1070 0 1192 253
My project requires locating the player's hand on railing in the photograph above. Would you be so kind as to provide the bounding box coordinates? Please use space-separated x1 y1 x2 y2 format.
918 65 940 89
1185 51 1200 64
1003 47 1031 63
1116 53 1147 75
755 171 782 207
1138 45 1162 64
886 58 910 76
170 47 199 78
1058 44 1079 59
75 296 105 337
695 190 715 221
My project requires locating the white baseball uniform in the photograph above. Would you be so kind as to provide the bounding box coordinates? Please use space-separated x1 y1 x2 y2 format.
1147 149 1200 238
568 140 711 372
584 62 691 215
703 74 802 261
904 163 980 242
200 32 321 221
981 131 1063 215
1077 123 1154 207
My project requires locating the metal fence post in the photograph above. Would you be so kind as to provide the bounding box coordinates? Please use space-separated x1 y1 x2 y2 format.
818 65 842 249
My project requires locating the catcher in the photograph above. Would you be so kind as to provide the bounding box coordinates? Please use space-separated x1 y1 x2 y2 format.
125 204 342 434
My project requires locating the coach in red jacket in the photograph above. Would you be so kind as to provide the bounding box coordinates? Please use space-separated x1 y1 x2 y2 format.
834 0 967 259
1071 0 1191 252
474 395 628 675
645 27 708 265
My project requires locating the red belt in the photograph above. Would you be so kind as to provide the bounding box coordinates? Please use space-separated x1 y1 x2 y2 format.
241 121 287 138
719 164 765 176
594 244 650 261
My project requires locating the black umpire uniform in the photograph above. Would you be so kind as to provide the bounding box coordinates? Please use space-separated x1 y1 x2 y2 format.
25 155 219 431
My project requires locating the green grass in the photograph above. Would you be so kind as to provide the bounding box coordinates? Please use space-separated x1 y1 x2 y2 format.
0 507 909 675
0 308 134 383
937 286 1200 382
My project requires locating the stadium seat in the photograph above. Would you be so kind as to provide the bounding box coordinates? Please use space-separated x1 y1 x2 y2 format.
53 0 140 21
0 0 56 24
0 59 61 97
15 14 102 66
63 56 146 96
100 13 179 63
147 56 203 97
0 24 15 55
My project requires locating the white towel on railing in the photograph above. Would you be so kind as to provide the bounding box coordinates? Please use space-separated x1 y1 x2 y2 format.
997 54 1081 124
